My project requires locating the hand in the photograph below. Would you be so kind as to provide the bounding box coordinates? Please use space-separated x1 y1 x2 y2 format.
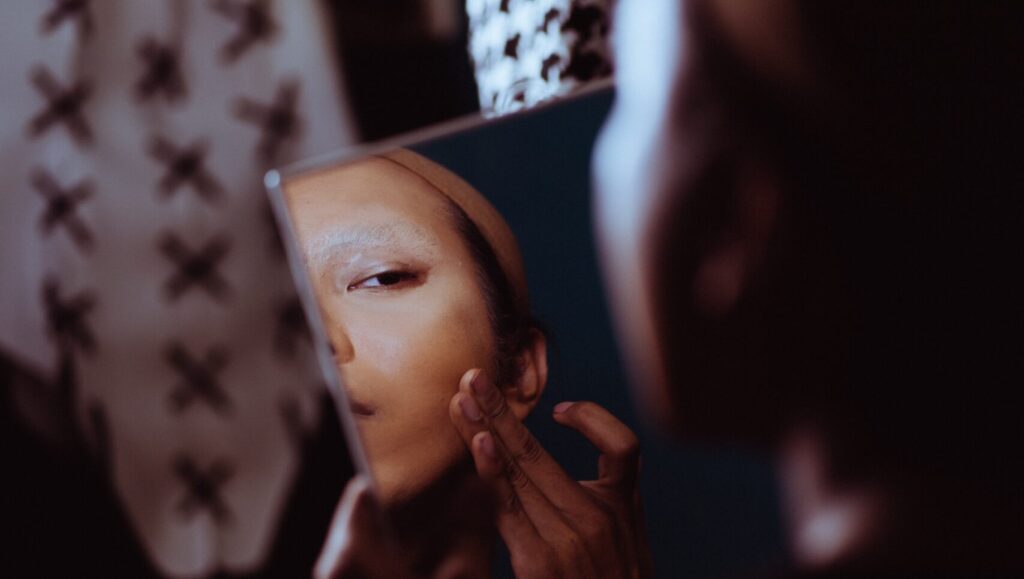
449 369 653 579
314 475 495 579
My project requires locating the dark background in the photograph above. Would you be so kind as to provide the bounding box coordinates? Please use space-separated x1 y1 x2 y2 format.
326 0 480 141
414 89 787 579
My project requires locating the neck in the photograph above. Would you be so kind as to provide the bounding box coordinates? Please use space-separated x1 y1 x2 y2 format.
777 425 1024 572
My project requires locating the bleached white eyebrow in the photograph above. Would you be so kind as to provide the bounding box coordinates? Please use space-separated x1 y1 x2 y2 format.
304 221 440 266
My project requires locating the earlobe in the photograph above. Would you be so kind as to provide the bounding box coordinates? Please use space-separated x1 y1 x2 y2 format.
505 328 548 420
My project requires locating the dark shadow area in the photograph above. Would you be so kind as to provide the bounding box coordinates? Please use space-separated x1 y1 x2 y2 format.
326 0 480 141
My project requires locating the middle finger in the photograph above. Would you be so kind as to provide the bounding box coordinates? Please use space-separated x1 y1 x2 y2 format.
450 389 563 527
462 369 593 514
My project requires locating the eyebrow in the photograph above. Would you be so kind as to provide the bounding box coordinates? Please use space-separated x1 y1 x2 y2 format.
304 221 441 267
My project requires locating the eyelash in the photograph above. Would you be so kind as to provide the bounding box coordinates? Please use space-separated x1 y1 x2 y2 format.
347 270 419 291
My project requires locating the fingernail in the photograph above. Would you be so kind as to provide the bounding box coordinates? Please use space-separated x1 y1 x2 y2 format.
553 401 575 414
459 394 483 422
478 432 496 459
471 370 487 393
470 370 490 397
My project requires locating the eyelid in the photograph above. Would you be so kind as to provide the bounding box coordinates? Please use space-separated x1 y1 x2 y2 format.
347 267 422 291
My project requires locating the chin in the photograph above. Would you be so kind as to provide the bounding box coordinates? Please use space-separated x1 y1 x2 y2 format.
367 458 435 507
373 472 418 507
367 449 468 509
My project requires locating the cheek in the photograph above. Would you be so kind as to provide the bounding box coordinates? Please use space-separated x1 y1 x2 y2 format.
344 281 494 417
341 283 493 502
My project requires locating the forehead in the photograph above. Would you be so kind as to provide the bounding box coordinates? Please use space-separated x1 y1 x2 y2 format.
285 157 457 245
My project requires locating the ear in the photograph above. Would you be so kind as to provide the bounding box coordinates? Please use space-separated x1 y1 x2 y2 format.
692 160 781 317
503 328 548 421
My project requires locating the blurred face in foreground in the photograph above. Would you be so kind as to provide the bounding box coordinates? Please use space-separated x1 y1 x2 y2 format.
593 0 809 441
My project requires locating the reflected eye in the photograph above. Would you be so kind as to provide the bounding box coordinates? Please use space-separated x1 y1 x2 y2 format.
348 270 419 291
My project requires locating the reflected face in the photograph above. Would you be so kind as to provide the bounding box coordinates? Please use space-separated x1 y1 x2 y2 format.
287 158 495 504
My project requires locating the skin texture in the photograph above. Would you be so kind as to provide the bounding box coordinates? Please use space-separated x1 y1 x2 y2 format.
286 157 500 506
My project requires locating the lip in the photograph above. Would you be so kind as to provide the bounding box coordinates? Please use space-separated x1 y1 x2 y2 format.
348 399 376 417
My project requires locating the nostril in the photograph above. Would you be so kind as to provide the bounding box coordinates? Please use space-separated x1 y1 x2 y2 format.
327 341 337 357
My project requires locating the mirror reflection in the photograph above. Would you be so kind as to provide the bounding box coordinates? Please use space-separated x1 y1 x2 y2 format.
273 89 780 577
286 150 545 507
272 90 700 577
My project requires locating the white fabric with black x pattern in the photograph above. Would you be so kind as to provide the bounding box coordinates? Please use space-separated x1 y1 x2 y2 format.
467 0 613 116
0 1 354 577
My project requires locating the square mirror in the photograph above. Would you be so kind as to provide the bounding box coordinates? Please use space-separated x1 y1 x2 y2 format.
267 84 781 578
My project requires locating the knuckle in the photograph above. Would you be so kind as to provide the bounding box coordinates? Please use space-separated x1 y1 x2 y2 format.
514 428 544 464
487 395 510 419
504 458 530 490
501 488 523 514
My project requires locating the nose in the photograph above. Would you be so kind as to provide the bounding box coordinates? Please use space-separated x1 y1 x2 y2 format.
328 324 355 365
321 305 355 364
